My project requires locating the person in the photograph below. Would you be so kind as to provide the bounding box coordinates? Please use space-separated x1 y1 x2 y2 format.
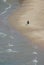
27 20 29 24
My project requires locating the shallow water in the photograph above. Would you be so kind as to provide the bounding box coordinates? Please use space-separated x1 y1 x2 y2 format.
0 0 44 65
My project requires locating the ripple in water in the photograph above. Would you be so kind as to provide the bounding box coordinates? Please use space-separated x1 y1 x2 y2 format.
0 32 17 54
0 32 7 37
0 0 11 15
32 52 38 55
32 59 38 65
6 49 17 53
8 43 14 47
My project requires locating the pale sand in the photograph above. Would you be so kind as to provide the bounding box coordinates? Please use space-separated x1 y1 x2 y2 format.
8 0 44 46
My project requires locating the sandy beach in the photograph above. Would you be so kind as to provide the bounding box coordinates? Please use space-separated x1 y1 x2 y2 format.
1 0 44 65
8 0 44 45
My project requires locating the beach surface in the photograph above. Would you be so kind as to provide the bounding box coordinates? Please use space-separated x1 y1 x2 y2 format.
8 0 44 45
0 0 44 65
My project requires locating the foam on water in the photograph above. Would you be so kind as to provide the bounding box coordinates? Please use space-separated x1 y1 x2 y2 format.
6 49 17 53
8 43 14 47
32 59 38 63
32 52 38 55
1 34 7 38
0 2 11 16
0 49 17 54
0 32 7 37
32 45 39 65
5 4 11 10
0 10 7 15
32 57 38 65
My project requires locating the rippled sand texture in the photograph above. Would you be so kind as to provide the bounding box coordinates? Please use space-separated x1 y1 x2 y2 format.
8 0 44 44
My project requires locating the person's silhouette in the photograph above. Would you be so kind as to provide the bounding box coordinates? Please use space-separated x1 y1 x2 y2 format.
27 20 29 24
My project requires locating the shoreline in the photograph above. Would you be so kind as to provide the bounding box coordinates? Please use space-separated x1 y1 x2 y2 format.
8 0 44 47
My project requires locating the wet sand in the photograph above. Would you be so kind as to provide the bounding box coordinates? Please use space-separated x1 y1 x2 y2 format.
8 0 44 46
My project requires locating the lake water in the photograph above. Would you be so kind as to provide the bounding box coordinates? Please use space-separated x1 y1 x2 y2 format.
0 0 44 65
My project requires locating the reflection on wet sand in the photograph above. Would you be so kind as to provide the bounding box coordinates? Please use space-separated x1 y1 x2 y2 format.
8 0 44 47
